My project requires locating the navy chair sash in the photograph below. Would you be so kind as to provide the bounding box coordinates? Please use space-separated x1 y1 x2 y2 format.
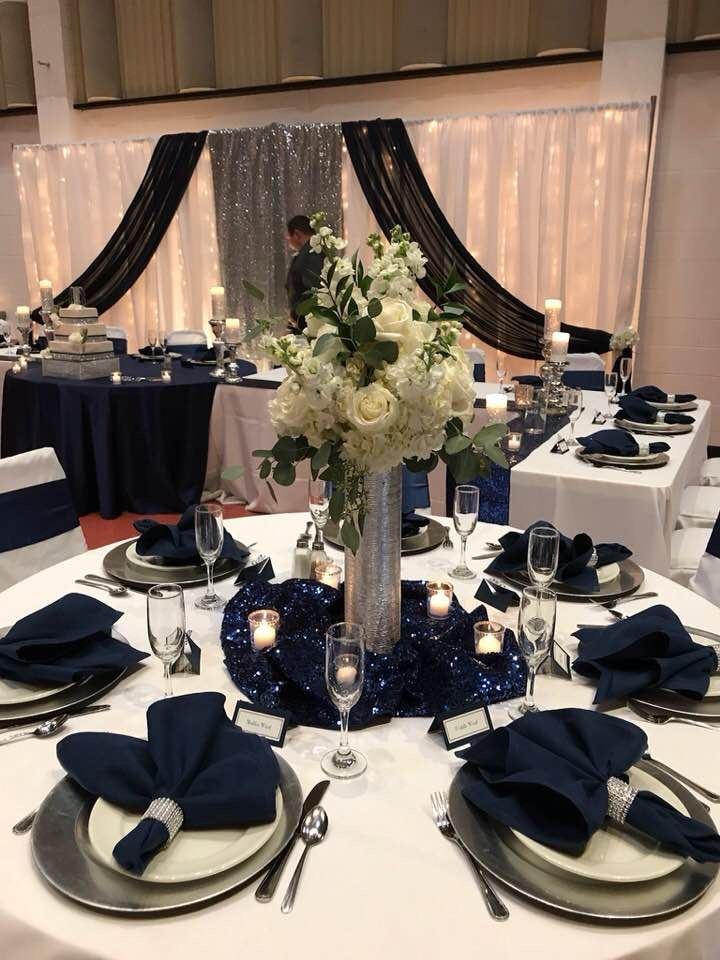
0 478 79 553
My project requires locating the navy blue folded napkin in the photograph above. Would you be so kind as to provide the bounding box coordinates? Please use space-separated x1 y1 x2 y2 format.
573 605 718 703
138 345 164 357
57 692 280 875
577 429 670 457
475 579 519 612
512 375 542 387
402 511 430 538
631 385 696 404
235 555 275 585
134 506 249 564
562 371 604 391
618 395 695 426
485 520 631 592
459 707 720 862
0 593 147 685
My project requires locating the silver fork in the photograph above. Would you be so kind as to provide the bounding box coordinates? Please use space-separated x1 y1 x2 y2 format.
441 526 454 550
599 591 658 611
430 791 509 920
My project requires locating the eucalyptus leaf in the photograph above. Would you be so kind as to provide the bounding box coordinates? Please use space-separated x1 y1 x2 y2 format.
313 332 341 357
444 434 472 455
365 340 399 368
259 459 271 479
473 422 508 447
295 296 316 317
354 315 376 343
273 461 296 486
367 298 382 318
484 444 509 468
329 486 346 522
311 440 333 475
341 518 360 553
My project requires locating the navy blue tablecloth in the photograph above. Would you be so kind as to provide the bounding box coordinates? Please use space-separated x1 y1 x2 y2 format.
1 357 218 518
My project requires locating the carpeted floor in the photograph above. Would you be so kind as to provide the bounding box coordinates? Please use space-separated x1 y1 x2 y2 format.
79 504 254 550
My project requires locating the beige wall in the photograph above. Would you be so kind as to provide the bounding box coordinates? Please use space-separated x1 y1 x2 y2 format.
636 50 720 444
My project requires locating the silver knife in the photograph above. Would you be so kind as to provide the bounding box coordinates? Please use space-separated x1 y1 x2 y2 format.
255 779 330 902
0 703 111 733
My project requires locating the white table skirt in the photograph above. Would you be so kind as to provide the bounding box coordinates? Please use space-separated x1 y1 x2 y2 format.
510 393 711 576
1 513 720 960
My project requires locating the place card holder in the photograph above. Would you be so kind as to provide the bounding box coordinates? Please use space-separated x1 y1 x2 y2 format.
551 640 572 679
171 631 201 675
551 439 570 455
232 701 289 747
428 703 494 751
592 411 608 424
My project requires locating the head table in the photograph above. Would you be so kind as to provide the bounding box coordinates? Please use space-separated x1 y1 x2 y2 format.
1 513 719 960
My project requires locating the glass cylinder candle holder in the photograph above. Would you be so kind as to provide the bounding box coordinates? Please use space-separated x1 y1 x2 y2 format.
426 580 453 620
485 393 508 423
474 620 504 655
110 371 122 384
313 560 342 589
514 383 533 408
248 609 280 651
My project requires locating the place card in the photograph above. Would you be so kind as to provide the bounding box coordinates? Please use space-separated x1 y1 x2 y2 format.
592 411 608 424
171 632 201 675
429 703 494 751
232 701 289 747
551 438 570 455
551 640 572 679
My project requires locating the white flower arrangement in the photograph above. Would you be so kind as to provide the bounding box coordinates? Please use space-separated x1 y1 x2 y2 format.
610 327 639 353
252 213 507 550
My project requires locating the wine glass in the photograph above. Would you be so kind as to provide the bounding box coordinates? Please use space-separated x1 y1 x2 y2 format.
147 583 186 697
495 351 507 389
321 622 367 779
619 357 632 397
565 387 583 446
451 485 479 580
510 586 557 717
309 478 330 547
604 372 618 406
194 503 226 610
527 526 560 587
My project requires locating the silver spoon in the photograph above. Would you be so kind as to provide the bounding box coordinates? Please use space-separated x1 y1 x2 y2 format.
642 751 719 805
0 714 69 747
74 578 127 597
281 805 328 913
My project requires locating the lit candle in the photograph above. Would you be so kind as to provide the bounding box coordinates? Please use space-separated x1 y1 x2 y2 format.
110 371 122 384
426 580 453 620
39 279 53 312
474 621 504 655
507 432 522 452
336 663 357 685
485 393 508 421
161 369 172 383
248 609 280 651
210 286 226 322
253 623 276 649
544 298 562 337
16 305 30 322
224 317 241 344
11 362 21 374
313 561 342 588
18 356 27 370
550 331 570 362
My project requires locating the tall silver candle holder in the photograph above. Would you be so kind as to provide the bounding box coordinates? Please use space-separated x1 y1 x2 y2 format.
224 341 243 383
208 318 226 379
539 337 568 415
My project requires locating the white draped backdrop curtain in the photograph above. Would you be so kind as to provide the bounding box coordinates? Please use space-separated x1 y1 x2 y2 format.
343 102 652 337
13 138 219 350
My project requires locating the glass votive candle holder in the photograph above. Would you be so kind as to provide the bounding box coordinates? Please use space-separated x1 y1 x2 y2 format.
514 383 533 408
313 560 342 588
474 620 504 655
161 369 172 383
248 609 280 651
110 371 122 384
426 580 453 620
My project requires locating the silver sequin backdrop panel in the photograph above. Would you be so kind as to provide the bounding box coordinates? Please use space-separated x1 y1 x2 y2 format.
209 124 343 320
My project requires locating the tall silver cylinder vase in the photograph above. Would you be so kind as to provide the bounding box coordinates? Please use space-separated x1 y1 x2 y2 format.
344 466 402 654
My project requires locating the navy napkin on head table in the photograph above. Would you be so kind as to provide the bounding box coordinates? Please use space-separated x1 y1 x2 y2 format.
0 593 147 685
475 579 519 612
617 395 695 426
402 511 430 538
485 520 631 592
134 506 249 564
631 385 696 404
57 692 281 875
138 345 164 357
458 707 720 862
577 429 670 457
572 605 718 703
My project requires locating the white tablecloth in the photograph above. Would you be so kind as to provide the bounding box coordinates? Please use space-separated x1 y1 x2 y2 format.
510 394 711 576
1 513 719 960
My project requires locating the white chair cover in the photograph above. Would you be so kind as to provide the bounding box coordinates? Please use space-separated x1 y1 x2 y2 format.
701 459 720 486
669 527 711 588
678 486 720 529
166 329 208 346
105 326 127 341
690 512 720 606
464 347 486 366
0 447 87 591
566 352 605 371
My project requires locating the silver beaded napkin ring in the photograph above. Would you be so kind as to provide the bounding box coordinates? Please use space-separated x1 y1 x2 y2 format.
710 644 720 673
588 548 599 568
606 777 637 824
142 797 184 846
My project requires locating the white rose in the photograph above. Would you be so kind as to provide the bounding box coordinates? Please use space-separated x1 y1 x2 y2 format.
372 298 413 345
304 313 325 338
444 364 476 420
346 383 399 435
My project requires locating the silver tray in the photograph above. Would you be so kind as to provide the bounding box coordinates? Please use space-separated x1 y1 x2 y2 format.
32 755 303 915
577 451 670 470
103 539 242 591
615 418 694 436
449 759 718 923
324 517 447 556
501 558 645 603
647 401 698 412
0 668 127 729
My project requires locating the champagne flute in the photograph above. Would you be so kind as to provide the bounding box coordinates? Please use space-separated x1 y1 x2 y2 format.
147 583 185 697
321 622 366 779
194 503 226 609
309 478 330 547
451 485 479 580
565 387 583 446
527 525 560 587
604 372 618 406
510 586 556 717
619 356 632 397
495 351 507 389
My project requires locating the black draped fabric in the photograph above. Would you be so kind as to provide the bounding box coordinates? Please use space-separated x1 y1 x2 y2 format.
32 132 208 320
342 119 611 361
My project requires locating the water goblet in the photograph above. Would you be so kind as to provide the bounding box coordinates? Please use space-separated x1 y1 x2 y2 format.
309 478 330 547
527 525 560 587
147 583 186 697
510 586 557 717
450 485 479 580
565 387 583 446
194 503 226 609
604 372 618 406
321 622 367 779
619 356 632 397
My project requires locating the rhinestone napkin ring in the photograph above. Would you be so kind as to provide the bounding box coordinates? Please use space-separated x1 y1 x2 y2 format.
588 548 599 568
606 777 637 824
710 644 720 672
143 797 184 845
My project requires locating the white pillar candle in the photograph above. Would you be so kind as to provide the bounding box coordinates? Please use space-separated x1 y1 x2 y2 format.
110 371 122 384
39 279 53 312
161 369 172 383
544 298 562 337
507 432 522 452
336 663 357 685
210 286 226 322
224 317 241 344
252 623 276 650
474 621 504 655
486 393 508 420
429 592 451 618
16 305 30 318
550 331 570 362
11 362 21 374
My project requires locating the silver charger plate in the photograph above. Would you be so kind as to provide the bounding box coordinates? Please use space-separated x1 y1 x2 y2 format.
449 759 718 923
614 418 694 436
647 401 698 412
577 451 670 470
129 351 182 361
0 668 127 729
31 756 303 915
324 517 446 556
630 628 720 719
501 559 645 603
103 539 243 591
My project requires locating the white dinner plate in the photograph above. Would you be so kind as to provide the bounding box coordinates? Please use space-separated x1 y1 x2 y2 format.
125 542 200 574
88 787 284 884
615 418 693 436
509 766 687 883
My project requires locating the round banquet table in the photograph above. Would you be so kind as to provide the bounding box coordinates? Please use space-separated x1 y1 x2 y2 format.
0 356 219 519
1 513 720 960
